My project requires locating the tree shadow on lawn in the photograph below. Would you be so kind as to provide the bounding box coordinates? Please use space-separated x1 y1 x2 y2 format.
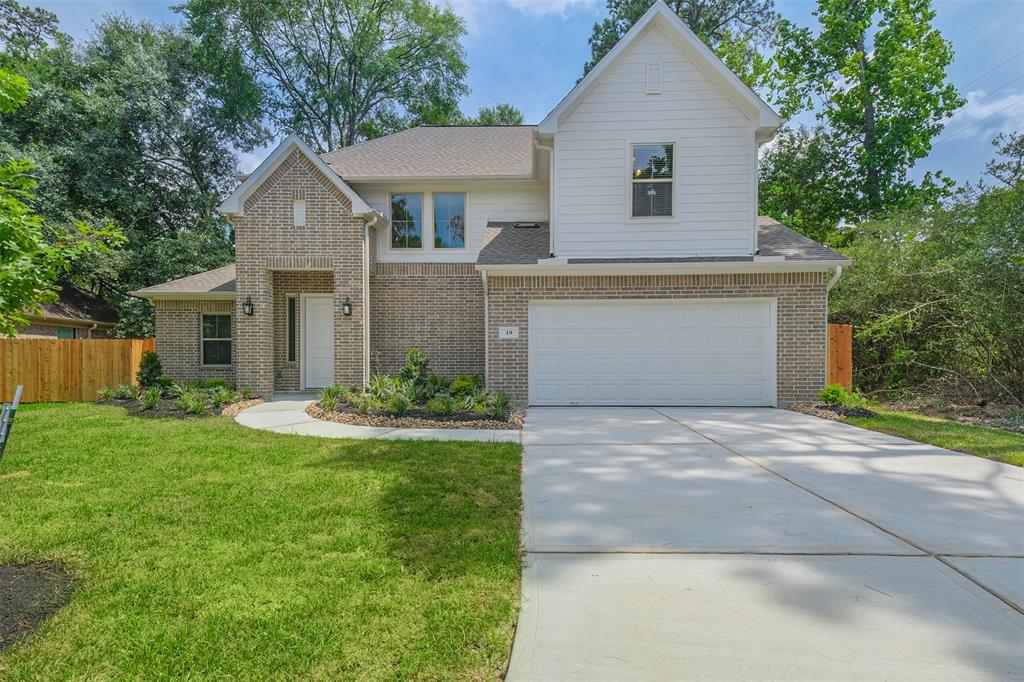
306 438 523 581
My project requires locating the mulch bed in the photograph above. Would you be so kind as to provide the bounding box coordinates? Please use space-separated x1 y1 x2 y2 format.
1 561 73 652
98 397 264 419
790 402 878 422
306 402 523 431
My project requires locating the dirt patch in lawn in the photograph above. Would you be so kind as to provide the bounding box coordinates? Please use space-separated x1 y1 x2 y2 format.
98 398 264 419
307 402 523 431
791 402 879 422
1 562 73 651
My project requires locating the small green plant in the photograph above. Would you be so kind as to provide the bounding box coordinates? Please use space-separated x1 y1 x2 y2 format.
385 393 410 416
426 373 449 397
112 384 141 400
369 374 401 400
490 392 510 420
472 401 491 416
139 386 163 410
399 347 430 385
819 384 868 409
209 386 237 408
200 378 229 390
240 387 253 400
98 386 116 400
350 392 378 415
136 350 163 387
175 390 208 415
450 374 481 399
426 393 456 416
320 385 348 412
167 383 188 398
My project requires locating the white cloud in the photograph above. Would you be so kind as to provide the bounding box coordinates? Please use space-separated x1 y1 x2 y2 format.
941 88 1024 142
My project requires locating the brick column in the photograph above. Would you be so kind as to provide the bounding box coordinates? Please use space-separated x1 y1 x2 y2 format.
234 266 274 396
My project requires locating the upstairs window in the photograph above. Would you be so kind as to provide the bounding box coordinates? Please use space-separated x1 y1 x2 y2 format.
201 314 232 365
631 143 674 218
293 189 306 226
390 193 423 248
433 192 466 249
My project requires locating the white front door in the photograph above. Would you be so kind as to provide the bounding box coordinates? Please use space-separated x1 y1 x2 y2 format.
302 295 334 389
528 299 776 406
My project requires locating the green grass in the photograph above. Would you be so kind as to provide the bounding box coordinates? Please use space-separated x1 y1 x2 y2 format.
844 408 1024 467
0 403 522 679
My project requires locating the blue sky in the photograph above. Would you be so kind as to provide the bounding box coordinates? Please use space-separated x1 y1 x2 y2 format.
34 0 1024 185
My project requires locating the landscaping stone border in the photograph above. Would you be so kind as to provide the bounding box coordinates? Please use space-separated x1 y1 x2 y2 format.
306 402 523 431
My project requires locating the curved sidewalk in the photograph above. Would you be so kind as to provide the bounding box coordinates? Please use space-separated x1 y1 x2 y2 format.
234 397 520 443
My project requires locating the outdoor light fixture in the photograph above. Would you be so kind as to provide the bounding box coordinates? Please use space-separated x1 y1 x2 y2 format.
342 296 353 316
242 296 254 316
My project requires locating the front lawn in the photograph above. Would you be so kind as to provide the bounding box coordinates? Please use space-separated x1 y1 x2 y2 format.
0 403 522 679
843 409 1024 467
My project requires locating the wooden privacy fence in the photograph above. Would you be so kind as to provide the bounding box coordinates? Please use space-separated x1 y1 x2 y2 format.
827 323 853 389
0 338 155 403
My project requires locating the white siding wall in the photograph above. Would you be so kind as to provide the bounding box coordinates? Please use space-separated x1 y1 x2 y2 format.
553 24 756 258
351 180 548 263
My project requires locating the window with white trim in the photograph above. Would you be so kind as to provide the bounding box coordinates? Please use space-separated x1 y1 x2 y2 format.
631 143 674 218
390 193 423 248
432 192 465 249
201 314 232 365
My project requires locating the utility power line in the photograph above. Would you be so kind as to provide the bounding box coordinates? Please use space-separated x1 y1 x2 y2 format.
933 95 1024 146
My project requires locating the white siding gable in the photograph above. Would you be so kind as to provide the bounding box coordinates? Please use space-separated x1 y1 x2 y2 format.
552 23 757 258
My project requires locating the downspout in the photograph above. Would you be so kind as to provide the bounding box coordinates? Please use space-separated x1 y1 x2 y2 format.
362 214 379 387
87 323 98 339
534 138 555 257
481 269 489 389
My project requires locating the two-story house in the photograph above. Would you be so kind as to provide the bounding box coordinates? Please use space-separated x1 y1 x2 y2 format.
134 3 849 407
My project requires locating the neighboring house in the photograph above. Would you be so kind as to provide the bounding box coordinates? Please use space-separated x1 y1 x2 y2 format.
132 3 849 407
18 283 117 339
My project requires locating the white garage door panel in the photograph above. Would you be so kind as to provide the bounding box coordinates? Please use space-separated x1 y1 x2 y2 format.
529 299 775 406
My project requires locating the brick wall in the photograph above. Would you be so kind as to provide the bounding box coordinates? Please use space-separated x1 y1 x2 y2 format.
486 272 828 406
17 321 114 339
370 263 485 379
231 150 367 395
153 299 236 384
272 271 333 391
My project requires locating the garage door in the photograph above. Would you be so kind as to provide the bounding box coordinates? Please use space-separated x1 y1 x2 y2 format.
528 299 775 406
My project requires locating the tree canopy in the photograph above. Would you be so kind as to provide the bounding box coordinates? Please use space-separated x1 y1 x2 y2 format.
462 103 524 126
182 0 469 152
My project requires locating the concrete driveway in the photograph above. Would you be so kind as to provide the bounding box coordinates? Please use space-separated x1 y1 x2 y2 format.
507 407 1024 681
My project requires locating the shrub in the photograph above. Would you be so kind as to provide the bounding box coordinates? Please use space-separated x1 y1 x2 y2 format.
98 386 116 400
384 393 410 416
175 390 208 415
369 374 401 400
819 384 867 409
136 351 163 387
139 387 162 410
490 392 511 420
167 383 188 398
200 378 229 390
399 347 430 385
451 374 481 399
320 385 348 412
112 384 141 400
425 373 449 397
155 376 174 394
472 401 491 417
209 386 237 408
426 393 456 416
240 387 253 400
350 392 377 415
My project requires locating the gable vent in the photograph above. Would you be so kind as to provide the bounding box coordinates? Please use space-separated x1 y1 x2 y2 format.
645 63 662 94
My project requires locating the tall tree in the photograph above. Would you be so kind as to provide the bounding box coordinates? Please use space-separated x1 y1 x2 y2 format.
0 15 261 335
0 68 121 336
771 0 963 221
182 0 469 152
463 103 524 126
582 0 778 86
985 131 1024 188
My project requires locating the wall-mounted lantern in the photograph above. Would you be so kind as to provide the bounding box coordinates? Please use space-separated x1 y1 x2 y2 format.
242 296 254 316
342 296 353 317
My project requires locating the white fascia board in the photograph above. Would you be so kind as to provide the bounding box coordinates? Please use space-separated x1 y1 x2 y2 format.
129 292 237 301
342 173 537 183
538 2 782 135
219 134 374 217
474 259 850 276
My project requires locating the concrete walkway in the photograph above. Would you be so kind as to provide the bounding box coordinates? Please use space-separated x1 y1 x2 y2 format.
507 407 1024 681
234 396 520 442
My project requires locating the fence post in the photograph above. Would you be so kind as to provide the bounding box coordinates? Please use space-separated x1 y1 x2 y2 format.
827 324 853 389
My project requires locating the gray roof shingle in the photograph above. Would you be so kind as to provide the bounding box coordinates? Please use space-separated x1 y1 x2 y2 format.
321 126 535 179
476 217 847 265
132 264 236 296
37 282 118 324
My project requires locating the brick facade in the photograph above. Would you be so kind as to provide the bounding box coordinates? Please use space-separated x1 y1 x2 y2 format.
153 299 236 384
370 263 485 378
17 321 113 339
231 150 367 395
486 272 828 406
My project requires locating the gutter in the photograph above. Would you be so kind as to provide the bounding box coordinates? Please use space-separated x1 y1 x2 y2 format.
826 265 844 292
474 259 852 277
